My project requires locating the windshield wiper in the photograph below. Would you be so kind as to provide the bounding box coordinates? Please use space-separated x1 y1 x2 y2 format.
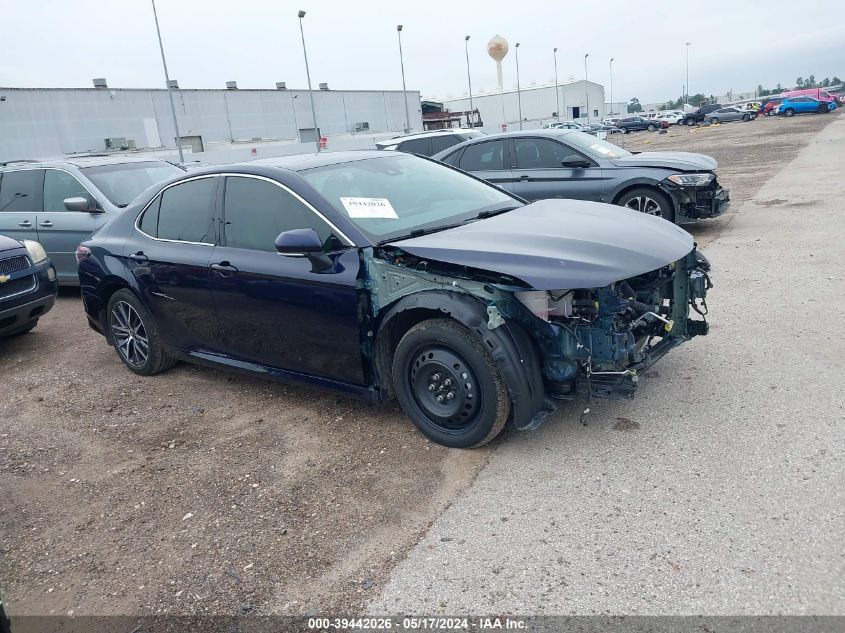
475 205 520 219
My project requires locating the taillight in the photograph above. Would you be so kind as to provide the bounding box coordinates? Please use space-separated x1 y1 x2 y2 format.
75 245 91 263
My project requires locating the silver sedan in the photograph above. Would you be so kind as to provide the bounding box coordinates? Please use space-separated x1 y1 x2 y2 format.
706 107 754 124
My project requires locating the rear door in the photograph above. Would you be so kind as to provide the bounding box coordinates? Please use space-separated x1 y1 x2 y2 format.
209 174 363 384
38 168 105 284
509 136 603 202
0 169 42 245
128 175 220 351
456 139 513 191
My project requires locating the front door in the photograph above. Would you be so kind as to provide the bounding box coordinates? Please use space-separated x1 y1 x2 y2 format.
128 175 220 351
509 136 604 202
210 174 364 384
0 169 42 245
38 169 105 284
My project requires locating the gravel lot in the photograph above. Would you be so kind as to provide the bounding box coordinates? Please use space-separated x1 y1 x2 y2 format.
1 111 840 618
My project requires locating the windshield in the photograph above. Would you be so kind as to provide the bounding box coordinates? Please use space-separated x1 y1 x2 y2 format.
82 161 184 207
299 154 521 242
560 131 632 159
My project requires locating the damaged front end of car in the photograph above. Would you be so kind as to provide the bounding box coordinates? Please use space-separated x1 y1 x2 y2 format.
360 199 712 432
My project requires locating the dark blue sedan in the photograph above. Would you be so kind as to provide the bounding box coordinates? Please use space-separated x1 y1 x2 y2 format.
0 234 58 337
78 151 711 448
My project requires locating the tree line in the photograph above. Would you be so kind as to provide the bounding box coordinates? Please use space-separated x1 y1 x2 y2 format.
626 73 842 113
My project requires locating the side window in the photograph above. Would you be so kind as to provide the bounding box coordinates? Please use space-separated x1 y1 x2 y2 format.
43 170 90 212
430 135 459 155
514 138 575 170
397 138 431 156
223 177 336 252
138 196 161 237
0 169 42 212
459 140 505 171
440 149 463 167
155 178 216 243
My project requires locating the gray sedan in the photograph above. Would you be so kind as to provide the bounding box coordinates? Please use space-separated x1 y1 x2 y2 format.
706 107 754 124
431 130 730 224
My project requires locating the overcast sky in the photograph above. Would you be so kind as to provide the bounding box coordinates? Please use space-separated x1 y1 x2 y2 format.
1 0 843 104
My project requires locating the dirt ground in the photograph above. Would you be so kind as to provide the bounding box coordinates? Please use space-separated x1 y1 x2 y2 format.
0 111 838 618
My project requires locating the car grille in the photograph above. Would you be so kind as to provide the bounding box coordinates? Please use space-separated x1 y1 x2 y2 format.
0 255 29 275
0 274 36 300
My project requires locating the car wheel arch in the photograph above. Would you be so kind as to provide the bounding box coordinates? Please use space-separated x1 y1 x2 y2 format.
371 290 547 429
612 182 677 220
96 277 137 343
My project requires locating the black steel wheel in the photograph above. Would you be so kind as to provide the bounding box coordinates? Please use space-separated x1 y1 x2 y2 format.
107 289 176 375
617 187 675 222
392 319 509 448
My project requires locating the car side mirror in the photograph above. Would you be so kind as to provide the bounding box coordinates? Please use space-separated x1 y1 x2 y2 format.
64 197 101 213
561 155 591 169
275 228 333 273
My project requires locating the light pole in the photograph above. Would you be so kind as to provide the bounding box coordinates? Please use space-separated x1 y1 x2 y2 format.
515 42 522 130
609 57 614 116
150 0 183 163
298 10 320 152
464 35 474 128
584 53 590 123
397 25 411 134
685 42 691 106
553 47 560 121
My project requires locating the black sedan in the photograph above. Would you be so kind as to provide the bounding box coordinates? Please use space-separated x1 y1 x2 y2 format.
0 234 58 337
431 130 730 224
78 151 710 448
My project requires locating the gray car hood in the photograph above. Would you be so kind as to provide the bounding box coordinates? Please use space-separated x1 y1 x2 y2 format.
610 151 717 171
389 199 694 290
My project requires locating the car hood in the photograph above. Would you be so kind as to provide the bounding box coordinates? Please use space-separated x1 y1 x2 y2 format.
609 151 717 171
389 199 694 290
0 233 23 254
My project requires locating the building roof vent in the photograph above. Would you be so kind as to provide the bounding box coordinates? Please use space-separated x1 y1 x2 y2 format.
166 79 179 89
319 82 329 91
226 81 238 90
275 82 287 90
93 78 108 89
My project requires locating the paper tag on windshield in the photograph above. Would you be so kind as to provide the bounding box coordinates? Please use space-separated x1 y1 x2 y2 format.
340 197 398 219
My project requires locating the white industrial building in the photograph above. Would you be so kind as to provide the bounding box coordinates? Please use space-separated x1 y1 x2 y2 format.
0 84 422 163
437 80 606 133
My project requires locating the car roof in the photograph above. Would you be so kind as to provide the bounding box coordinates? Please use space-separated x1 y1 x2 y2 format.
248 150 389 171
0 155 176 169
376 129 479 147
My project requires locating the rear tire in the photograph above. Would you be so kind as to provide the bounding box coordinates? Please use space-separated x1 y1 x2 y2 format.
620 127 629 134
742 113 751 121
709 117 719 124
617 187 675 222
647 124 657 132
686 118 696 126
107 289 176 376
392 318 510 449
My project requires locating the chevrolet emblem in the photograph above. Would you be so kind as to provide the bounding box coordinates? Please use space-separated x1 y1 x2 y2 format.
0 274 9 283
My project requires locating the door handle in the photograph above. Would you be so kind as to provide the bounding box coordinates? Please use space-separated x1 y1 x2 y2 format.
211 262 238 274
18 220 32 227
38 220 54 228
519 175 531 181
128 251 148 263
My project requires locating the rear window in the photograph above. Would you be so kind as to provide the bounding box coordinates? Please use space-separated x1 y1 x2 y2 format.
397 138 431 156
430 135 460 155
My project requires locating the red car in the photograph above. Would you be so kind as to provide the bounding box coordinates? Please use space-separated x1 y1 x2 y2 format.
763 99 783 116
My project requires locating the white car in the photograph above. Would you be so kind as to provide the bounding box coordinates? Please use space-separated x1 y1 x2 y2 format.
655 112 684 125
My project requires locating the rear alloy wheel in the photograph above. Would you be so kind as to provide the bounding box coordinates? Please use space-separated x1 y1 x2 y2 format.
784 108 795 117
392 319 509 448
107 289 175 375
617 187 675 222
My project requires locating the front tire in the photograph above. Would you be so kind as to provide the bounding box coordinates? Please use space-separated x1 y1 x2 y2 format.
818 103 829 113
392 319 510 448
784 108 795 117
709 117 719 124
617 187 675 222
620 127 629 134
107 289 176 375
742 113 751 121
647 124 657 132
686 118 696 126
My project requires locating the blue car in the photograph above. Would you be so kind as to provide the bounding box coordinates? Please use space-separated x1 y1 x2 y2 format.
775 96 834 117
78 151 711 448
0 234 58 337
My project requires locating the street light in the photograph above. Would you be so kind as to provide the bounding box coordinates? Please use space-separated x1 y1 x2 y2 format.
515 42 522 130
685 42 691 106
553 47 560 121
584 53 590 123
298 10 320 152
609 57 614 116
397 25 411 134
150 0 183 163
464 35 474 129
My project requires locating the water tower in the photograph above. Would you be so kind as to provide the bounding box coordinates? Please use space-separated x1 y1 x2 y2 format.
487 35 509 91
